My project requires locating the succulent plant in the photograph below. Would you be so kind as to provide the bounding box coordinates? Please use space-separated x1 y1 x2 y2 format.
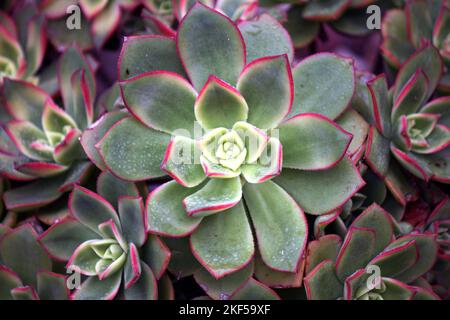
382 0 450 93
81 3 367 284
0 223 69 300
0 47 96 212
0 3 46 84
304 203 439 300
354 44 450 188
39 185 171 300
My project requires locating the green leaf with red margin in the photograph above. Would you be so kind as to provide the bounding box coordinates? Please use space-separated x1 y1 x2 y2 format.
238 14 294 64
0 224 52 288
37 271 69 300
394 44 443 101
98 117 171 181
254 253 305 288
177 3 245 90
305 235 342 274
147 181 203 237
3 176 65 212
433 5 450 49
68 69 94 130
3 79 49 128
124 262 158 300
162 136 206 188
69 185 121 233
71 269 122 300
335 227 376 281
80 111 129 171
39 217 99 261
381 278 414 300
365 126 391 177
302 0 350 21
390 144 432 181
118 196 147 247
91 1 120 48
194 261 254 300
237 55 293 129
367 74 391 138
369 240 419 278
140 234 171 280
279 113 352 170
120 71 197 136
304 260 342 300
405 0 434 48
351 203 394 253
241 137 282 183
384 160 417 206
46 15 93 52
23 15 47 78
158 273 175 300
164 237 202 278
387 234 438 283
290 53 355 120
381 9 415 67
79 0 108 18
243 180 308 272
119 35 186 81
194 76 248 129
97 171 140 210
59 47 95 113
421 97 450 127
190 201 254 279
0 266 22 300
392 69 429 123
183 177 242 218
274 157 365 214
5 120 53 161
336 108 369 156
123 243 141 289
230 278 280 300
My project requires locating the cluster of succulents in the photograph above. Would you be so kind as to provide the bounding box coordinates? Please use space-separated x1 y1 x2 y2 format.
0 0 448 300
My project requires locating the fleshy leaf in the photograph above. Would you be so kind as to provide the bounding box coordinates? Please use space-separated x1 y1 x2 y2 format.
230 278 280 300
350 203 393 253
392 69 429 123
241 137 282 183
194 76 248 129
304 260 342 300
0 266 22 300
183 177 242 217
243 181 308 272
98 117 171 181
279 113 352 170
80 111 129 170
365 126 391 177
124 262 158 300
335 227 376 281
124 243 141 289
305 235 342 274
120 71 197 135
39 217 100 261
369 240 418 278
191 201 254 279
72 269 121 300
119 35 186 81
290 53 355 120
367 74 391 137
147 181 202 237
194 261 254 300
5 120 53 161
0 225 52 288
140 234 171 280
238 14 294 64
275 157 365 214
161 136 206 187
97 171 140 210
237 55 293 129
336 109 369 155
118 197 147 247
69 186 120 233
37 271 69 300
177 3 245 90
394 44 443 101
